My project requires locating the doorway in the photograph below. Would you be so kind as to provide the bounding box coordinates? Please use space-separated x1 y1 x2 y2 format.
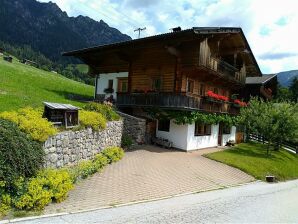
218 123 223 146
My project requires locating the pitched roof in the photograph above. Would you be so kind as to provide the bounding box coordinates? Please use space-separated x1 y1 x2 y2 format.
245 74 277 84
62 27 262 76
43 102 80 110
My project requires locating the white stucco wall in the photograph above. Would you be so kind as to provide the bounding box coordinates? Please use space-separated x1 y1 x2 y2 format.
156 120 188 150
156 121 237 151
186 124 219 151
222 126 236 146
96 72 128 100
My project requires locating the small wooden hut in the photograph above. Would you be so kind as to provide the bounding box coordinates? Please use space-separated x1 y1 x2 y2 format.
43 102 79 128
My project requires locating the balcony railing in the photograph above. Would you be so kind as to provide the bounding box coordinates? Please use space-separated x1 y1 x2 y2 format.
200 57 245 83
117 92 201 110
117 92 240 114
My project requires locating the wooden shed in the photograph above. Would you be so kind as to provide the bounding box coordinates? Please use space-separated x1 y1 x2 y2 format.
43 102 80 128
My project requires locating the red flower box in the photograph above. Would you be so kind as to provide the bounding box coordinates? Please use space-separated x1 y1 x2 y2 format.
206 90 229 102
234 99 247 107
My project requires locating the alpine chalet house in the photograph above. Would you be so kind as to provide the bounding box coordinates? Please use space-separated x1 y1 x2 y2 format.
63 27 264 151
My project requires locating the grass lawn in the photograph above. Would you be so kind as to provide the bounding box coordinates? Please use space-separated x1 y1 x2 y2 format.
205 142 298 181
0 58 94 112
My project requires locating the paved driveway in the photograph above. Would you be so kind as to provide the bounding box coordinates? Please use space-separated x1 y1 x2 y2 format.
45 145 254 214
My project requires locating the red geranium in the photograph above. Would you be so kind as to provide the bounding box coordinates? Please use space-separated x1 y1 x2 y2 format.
234 99 247 107
206 90 229 101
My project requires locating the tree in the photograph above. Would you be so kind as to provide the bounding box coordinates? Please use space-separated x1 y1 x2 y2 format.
289 77 298 102
240 98 298 154
275 84 292 102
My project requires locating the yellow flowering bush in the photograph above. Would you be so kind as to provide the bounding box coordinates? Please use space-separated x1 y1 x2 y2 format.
38 169 73 203
14 169 73 210
0 194 11 218
79 110 106 131
0 107 57 142
102 147 124 164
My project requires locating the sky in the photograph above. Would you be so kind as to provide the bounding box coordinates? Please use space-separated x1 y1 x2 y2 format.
39 0 298 74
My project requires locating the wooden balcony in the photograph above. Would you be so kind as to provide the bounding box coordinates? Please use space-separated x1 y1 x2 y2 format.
117 92 240 114
199 57 246 83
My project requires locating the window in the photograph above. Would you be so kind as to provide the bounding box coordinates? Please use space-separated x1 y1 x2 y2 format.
187 79 194 93
152 78 161 91
118 78 128 93
223 126 231 134
108 79 113 89
158 119 170 132
199 84 206 96
194 122 212 136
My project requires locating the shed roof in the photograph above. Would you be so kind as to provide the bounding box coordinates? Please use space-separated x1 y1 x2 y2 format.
245 74 277 85
43 102 80 110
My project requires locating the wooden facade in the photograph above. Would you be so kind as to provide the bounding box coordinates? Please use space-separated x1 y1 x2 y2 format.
64 27 262 115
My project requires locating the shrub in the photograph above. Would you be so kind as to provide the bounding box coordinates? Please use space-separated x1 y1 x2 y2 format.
0 107 57 142
79 110 106 131
77 160 98 179
102 147 124 164
0 119 44 184
0 194 11 218
93 154 108 171
38 169 73 203
83 102 120 121
14 169 73 210
121 135 133 148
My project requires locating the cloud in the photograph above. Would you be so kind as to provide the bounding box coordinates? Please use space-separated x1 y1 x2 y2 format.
259 52 298 60
38 0 298 73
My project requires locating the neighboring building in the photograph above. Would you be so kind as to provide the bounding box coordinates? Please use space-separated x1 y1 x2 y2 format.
241 74 277 101
63 27 269 151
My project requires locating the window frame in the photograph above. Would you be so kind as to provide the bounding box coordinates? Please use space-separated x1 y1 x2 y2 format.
223 125 231 134
187 79 195 93
194 122 212 136
108 79 114 89
151 77 162 91
199 83 206 96
158 119 170 132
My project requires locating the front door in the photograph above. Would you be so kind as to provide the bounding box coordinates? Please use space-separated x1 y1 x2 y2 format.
218 123 223 146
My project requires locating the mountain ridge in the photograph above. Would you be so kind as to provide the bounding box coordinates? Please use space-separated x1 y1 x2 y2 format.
0 0 131 63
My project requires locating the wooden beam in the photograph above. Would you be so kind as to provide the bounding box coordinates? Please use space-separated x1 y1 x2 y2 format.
127 61 132 93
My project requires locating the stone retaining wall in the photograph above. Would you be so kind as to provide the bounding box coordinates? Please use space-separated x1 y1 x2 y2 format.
117 111 146 144
43 120 123 168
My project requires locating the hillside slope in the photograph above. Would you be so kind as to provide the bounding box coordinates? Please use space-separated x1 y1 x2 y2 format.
0 58 94 112
0 0 131 63
277 70 298 87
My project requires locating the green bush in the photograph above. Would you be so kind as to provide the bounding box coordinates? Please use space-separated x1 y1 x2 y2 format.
93 154 108 171
14 169 73 211
0 107 57 142
77 160 98 179
83 102 120 121
0 119 44 184
0 193 11 218
121 135 133 148
102 147 124 164
79 110 107 131
38 169 73 203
